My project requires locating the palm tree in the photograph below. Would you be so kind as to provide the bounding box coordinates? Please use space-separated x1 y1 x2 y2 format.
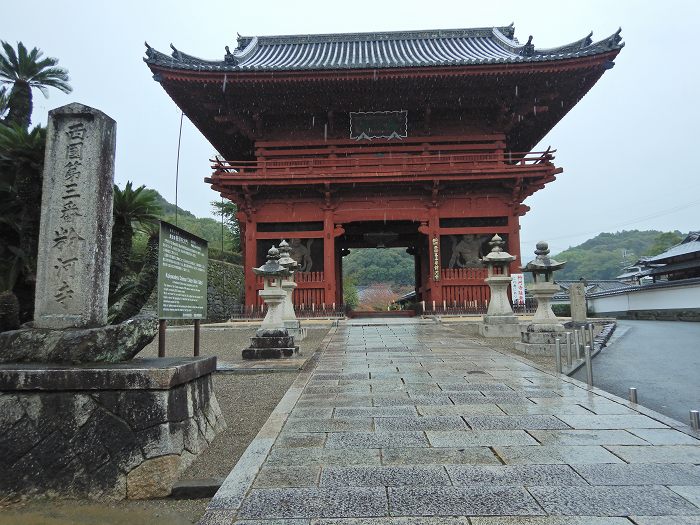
0 86 9 120
0 41 72 129
110 182 161 299
0 124 46 321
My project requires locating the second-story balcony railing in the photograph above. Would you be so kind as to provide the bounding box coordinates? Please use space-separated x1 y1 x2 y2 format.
211 149 555 183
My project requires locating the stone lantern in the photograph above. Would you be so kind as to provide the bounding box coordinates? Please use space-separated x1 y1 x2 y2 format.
278 240 305 340
242 245 299 359
515 241 566 356
478 235 520 337
521 241 566 324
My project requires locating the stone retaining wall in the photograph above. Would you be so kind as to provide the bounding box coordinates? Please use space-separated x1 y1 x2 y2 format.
0 357 225 500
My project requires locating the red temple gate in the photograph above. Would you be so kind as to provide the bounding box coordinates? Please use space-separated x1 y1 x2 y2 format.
145 25 622 310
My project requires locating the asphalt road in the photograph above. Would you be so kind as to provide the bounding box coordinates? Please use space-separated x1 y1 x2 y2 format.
573 319 700 423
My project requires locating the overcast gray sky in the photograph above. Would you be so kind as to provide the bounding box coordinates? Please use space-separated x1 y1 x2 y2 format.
5 0 699 255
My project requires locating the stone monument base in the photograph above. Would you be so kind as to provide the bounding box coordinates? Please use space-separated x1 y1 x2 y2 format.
0 357 225 500
0 314 157 364
478 315 522 338
514 322 566 356
284 320 307 342
242 328 299 359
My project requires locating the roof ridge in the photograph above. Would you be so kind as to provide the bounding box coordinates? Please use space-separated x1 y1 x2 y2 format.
235 26 513 49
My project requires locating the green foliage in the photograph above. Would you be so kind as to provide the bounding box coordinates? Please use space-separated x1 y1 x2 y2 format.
109 182 162 300
137 189 240 258
343 275 359 308
0 123 46 320
645 231 684 257
343 248 414 288
0 86 8 120
551 303 571 317
0 41 71 128
553 230 684 280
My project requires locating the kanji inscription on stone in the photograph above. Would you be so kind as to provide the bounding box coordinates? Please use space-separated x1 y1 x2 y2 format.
34 103 116 329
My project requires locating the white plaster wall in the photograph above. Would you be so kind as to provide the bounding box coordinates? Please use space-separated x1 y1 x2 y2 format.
590 283 700 314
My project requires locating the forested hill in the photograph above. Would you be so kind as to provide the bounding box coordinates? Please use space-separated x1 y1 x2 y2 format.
140 188 240 262
551 230 683 280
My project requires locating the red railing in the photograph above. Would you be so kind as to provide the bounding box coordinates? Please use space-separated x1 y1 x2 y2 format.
212 149 555 181
440 268 490 281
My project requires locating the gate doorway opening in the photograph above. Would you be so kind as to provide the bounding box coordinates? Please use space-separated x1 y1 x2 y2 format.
339 221 420 317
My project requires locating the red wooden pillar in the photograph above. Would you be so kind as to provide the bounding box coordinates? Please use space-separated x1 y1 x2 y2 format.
323 209 335 307
508 210 522 275
244 218 257 307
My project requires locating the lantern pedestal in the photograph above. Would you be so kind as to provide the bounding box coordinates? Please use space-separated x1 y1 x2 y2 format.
281 279 306 341
516 242 566 356
477 235 520 337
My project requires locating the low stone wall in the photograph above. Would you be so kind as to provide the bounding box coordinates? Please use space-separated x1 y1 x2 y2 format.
207 260 244 322
0 357 225 500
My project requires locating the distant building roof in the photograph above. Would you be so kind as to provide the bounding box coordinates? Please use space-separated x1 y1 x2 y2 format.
646 231 700 263
144 25 623 72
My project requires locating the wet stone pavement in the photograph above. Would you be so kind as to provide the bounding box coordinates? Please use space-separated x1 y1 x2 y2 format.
201 320 700 524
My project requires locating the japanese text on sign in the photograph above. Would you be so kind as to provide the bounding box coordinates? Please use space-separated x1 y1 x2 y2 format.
157 221 208 319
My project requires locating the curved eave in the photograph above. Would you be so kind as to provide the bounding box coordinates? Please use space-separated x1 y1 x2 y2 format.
147 49 620 84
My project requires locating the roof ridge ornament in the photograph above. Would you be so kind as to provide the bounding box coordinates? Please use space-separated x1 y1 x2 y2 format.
521 35 535 57
224 45 237 65
607 27 623 48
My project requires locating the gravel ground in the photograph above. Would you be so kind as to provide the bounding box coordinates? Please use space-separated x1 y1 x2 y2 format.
1 325 331 525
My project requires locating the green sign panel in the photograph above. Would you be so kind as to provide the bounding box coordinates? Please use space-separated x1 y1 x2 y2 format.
157 221 208 320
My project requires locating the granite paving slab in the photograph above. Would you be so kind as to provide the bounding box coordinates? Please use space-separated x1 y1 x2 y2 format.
284 418 373 433
528 429 649 446
464 415 570 430
206 321 700 524
320 465 451 487
427 430 539 447
671 485 700 507
388 486 544 516
470 517 632 524
254 467 321 488
325 431 429 449
572 463 700 485
628 428 700 445
334 407 418 418
528 485 700 516
374 416 467 431
556 414 669 429
494 445 624 464
416 404 505 416
237 487 388 519
606 445 700 463
446 464 587 486
381 446 502 465
631 517 700 525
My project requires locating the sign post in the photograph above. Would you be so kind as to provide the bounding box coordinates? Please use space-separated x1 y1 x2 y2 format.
157 221 208 356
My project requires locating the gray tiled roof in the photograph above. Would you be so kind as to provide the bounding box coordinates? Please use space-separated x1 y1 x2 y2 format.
646 232 700 263
144 25 623 72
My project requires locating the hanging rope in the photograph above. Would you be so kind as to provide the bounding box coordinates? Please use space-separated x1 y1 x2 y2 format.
174 112 184 227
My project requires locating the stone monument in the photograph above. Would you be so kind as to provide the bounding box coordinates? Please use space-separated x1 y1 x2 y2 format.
34 103 115 329
515 241 567 355
242 246 299 359
278 240 306 341
0 104 225 500
478 235 521 337
0 103 155 364
569 280 588 325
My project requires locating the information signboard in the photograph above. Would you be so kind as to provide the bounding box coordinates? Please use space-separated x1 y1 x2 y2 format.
157 221 208 319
